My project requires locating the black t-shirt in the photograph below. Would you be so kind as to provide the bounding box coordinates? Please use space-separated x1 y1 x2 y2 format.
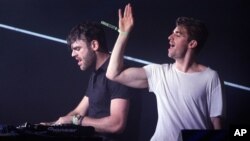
86 58 131 118
85 58 133 140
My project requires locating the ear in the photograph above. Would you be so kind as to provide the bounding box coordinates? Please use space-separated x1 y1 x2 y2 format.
90 40 99 51
188 40 197 49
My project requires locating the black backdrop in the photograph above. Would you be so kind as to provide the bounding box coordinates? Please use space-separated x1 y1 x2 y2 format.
1 0 250 140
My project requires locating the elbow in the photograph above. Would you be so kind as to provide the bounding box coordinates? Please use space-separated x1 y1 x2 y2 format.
109 122 126 134
106 73 116 81
94 118 126 134
96 123 125 134
108 118 127 134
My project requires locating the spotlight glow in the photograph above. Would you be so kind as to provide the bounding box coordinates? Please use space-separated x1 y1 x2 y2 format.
1 23 249 92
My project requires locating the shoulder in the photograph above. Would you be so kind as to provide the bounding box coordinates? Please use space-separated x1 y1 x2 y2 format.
142 63 173 80
143 63 171 69
202 67 222 86
205 67 219 77
143 63 172 72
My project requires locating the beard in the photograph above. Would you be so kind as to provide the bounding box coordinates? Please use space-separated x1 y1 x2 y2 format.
80 50 96 71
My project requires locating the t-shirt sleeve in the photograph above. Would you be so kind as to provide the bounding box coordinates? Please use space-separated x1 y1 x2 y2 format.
143 64 164 93
108 79 132 100
208 71 224 117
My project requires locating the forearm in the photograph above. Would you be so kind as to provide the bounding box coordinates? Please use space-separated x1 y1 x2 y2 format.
81 116 125 133
66 110 78 116
67 96 89 116
55 99 89 125
211 117 222 129
106 3 133 80
106 33 129 80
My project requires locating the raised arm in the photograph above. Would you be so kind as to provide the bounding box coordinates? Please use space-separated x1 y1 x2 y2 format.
106 3 148 89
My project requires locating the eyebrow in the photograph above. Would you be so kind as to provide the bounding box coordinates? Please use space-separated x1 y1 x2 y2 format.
71 46 81 50
175 31 181 33
174 27 188 36
173 30 182 35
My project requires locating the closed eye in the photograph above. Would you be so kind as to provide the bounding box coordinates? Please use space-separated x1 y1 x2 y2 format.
72 47 81 51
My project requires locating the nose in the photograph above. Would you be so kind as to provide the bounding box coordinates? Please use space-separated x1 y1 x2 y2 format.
168 34 173 40
71 50 76 57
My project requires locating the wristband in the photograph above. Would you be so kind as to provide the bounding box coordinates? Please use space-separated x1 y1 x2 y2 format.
72 114 84 125
118 29 129 36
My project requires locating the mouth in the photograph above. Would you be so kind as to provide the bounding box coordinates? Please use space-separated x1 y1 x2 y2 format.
75 58 82 66
78 61 82 66
169 42 175 48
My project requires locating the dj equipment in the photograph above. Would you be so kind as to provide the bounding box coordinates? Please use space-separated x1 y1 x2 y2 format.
0 122 102 141
181 129 227 141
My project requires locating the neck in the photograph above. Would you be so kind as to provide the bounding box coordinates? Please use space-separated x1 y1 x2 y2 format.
95 52 110 70
174 59 207 73
175 59 196 72
174 49 206 73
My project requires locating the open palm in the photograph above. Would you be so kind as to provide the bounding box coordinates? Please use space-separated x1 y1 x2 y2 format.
119 3 134 33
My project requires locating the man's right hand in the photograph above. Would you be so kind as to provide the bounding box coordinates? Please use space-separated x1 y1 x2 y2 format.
118 3 134 34
40 115 73 126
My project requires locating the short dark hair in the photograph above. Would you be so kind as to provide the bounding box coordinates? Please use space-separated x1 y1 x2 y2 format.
67 21 109 53
176 17 208 53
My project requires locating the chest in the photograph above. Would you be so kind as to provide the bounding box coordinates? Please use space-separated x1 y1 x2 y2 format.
86 72 111 105
159 72 209 102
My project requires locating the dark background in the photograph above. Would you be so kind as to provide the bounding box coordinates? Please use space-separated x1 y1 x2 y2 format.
0 0 250 140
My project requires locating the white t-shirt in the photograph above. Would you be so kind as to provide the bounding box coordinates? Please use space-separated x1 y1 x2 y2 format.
143 63 223 141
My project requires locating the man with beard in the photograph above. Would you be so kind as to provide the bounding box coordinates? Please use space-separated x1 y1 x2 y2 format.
41 21 132 141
